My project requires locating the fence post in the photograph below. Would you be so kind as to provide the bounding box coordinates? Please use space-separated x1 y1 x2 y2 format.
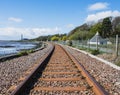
96 35 98 50
116 35 119 57
88 39 90 50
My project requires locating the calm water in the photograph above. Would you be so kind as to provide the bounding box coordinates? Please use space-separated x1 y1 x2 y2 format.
0 41 36 56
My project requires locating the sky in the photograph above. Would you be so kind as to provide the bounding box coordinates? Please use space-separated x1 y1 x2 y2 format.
0 0 120 40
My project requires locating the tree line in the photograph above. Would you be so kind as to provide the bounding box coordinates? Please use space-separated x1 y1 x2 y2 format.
31 16 120 41
68 16 120 41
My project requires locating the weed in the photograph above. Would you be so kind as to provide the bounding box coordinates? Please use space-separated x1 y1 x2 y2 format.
18 51 29 56
90 49 100 55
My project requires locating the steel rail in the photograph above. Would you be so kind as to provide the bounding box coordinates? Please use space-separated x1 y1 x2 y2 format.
11 44 109 95
11 44 55 95
60 45 109 95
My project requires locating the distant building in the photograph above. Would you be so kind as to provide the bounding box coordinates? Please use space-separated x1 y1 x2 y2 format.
21 34 23 40
88 32 112 45
20 34 29 41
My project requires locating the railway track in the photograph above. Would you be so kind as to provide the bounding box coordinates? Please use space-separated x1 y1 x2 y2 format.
11 44 108 95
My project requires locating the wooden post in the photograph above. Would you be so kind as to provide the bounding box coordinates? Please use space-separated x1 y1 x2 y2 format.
116 35 119 57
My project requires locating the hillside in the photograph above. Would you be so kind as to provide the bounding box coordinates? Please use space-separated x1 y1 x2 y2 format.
68 23 91 36
68 16 120 40
31 16 120 42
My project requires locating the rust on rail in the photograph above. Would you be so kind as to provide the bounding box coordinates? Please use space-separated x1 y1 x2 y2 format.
33 87 86 91
39 77 82 81
11 43 55 95
60 45 109 95
11 43 109 95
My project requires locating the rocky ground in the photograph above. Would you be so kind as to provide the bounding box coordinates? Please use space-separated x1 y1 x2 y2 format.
64 46 120 95
0 43 53 95
21 45 95 95
97 53 120 66
0 43 120 95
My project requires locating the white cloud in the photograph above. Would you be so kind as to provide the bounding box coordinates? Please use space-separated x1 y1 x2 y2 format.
88 2 109 11
0 27 61 40
66 24 74 28
31 27 61 36
8 17 23 22
85 10 120 22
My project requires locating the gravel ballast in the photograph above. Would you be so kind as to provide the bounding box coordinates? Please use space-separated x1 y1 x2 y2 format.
21 45 95 95
63 46 120 95
0 43 52 95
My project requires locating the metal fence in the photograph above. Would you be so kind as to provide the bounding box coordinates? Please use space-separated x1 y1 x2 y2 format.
57 36 120 56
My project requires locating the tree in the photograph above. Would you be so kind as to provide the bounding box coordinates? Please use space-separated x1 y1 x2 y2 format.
68 31 82 40
51 36 59 41
102 17 112 38
68 30 92 40
90 23 102 37
112 16 120 36
62 36 67 41
115 24 120 36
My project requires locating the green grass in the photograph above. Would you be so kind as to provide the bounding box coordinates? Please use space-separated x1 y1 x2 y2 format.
73 45 102 55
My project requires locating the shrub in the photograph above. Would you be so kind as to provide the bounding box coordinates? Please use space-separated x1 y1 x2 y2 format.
28 50 34 53
18 51 29 56
67 40 72 46
79 47 87 51
90 49 100 55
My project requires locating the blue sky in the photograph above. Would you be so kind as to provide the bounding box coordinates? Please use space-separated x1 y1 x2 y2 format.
0 0 120 40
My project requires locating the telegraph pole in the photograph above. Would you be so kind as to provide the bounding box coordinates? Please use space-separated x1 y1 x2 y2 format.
96 32 99 50
116 35 119 57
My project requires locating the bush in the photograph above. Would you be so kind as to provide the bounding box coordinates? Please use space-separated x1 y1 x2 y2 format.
28 50 34 53
90 49 100 55
51 36 59 41
18 51 29 56
79 47 87 51
67 40 72 46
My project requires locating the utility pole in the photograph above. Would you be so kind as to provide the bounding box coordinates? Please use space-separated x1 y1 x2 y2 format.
96 36 98 50
88 39 90 50
116 35 119 57
96 32 99 50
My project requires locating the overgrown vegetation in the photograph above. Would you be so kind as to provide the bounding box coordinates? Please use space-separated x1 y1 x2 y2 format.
18 51 29 56
17 42 43 56
90 49 100 55
72 44 101 55
18 49 36 56
66 40 73 46
28 49 34 53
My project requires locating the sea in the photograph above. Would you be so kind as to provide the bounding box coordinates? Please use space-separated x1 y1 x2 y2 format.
0 41 36 56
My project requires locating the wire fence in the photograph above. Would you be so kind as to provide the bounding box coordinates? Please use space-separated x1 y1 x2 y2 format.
57 36 120 56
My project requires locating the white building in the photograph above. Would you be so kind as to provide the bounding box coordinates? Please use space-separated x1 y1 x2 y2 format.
88 32 112 45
